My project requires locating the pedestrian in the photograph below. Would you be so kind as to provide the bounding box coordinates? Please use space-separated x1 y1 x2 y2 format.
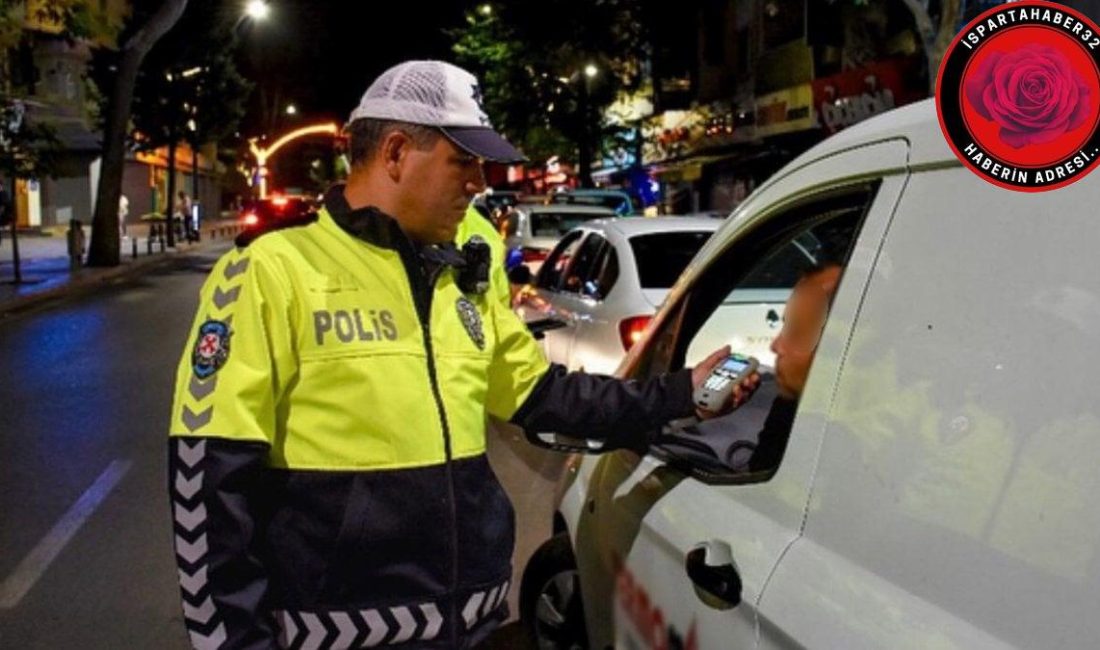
118 193 129 239
167 60 756 650
66 218 85 270
176 190 194 241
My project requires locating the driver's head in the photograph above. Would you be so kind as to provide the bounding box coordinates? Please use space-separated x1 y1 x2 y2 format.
771 263 842 400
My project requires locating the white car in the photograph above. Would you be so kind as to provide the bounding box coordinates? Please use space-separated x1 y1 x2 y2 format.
520 98 1100 650
502 203 618 274
514 217 722 376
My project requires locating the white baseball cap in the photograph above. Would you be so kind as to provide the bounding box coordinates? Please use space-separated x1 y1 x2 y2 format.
347 60 526 164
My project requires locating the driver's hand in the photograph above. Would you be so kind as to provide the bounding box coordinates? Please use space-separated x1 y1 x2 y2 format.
691 346 761 420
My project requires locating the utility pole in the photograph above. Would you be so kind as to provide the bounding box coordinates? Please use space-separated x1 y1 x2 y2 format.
2 100 26 283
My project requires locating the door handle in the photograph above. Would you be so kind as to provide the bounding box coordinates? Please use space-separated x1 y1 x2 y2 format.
685 542 742 607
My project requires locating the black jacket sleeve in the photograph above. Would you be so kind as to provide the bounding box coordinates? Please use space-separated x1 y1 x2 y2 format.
509 364 697 451
169 437 278 650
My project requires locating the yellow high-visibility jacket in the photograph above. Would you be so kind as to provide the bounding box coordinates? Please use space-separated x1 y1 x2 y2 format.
168 186 694 650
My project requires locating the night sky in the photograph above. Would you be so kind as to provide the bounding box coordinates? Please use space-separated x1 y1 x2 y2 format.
229 0 469 134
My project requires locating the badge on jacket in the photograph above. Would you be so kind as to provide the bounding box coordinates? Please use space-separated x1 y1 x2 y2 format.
456 297 485 350
192 320 231 379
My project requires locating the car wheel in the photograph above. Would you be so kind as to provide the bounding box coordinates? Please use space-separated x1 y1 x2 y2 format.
520 533 589 650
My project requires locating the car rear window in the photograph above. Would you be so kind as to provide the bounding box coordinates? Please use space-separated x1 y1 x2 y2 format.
530 212 610 237
550 193 632 213
629 231 712 289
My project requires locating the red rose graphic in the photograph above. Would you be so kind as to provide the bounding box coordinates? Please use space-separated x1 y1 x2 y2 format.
965 44 1092 148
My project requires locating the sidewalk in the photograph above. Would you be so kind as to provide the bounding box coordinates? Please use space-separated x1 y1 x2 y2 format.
0 219 244 318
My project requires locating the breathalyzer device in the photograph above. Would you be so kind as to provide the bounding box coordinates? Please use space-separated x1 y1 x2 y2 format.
693 353 759 412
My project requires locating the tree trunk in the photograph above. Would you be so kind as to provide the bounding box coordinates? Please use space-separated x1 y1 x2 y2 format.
165 139 177 248
900 0 963 95
86 0 189 267
8 179 21 283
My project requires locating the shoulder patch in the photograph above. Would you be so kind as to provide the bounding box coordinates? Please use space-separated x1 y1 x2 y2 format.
192 320 232 379
456 296 486 350
235 212 319 248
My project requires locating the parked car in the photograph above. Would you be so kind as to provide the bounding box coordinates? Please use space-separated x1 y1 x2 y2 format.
548 188 637 215
514 217 720 376
502 204 618 274
520 98 1100 650
238 195 316 230
473 189 523 215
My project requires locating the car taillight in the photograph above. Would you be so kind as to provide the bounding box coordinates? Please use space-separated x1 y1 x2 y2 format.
242 213 259 226
619 315 652 352
522 247 549 263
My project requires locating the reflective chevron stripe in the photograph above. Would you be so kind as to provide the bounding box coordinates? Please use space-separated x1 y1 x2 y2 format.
189 375 217 401
177 439 205 468
275 610 299 648
181 405 213 432
461 591 484 630
175 470 203 500
329 611 358 648
418 603 442 641
189 623 227 650
271 598 477 649
223 257 250 279
178 566 207 597
212 285 241 309
183 595 217 624
360 608 387 647
299 612 325 650
389 606 416 645
463 580 510 630
172 439 225 650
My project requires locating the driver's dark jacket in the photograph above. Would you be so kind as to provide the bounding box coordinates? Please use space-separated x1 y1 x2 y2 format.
167 186 695 650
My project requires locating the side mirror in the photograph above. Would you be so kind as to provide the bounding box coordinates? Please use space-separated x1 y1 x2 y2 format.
525 317 568 340
528 431 607 454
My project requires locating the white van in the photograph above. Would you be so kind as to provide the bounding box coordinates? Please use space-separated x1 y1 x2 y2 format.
519 98 1100 650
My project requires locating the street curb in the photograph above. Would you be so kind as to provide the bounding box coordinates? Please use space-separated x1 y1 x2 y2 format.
0 241 222 319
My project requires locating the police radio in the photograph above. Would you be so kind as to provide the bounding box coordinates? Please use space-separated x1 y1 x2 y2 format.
458 235 491 295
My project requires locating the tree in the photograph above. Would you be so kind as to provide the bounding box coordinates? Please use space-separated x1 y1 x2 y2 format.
900 0 965 93
86 0 187 267
0 98 61 282
450 0 649 186
183 41 251 216
0 0 94 282
124 7 250 247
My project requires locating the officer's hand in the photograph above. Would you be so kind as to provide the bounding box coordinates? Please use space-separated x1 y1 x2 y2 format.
691 346 761 420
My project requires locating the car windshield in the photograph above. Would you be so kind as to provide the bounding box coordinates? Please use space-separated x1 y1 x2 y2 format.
629 231 713 289
530 211 610 238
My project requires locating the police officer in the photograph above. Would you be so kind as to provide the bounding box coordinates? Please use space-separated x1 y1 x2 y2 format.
168 60 752 650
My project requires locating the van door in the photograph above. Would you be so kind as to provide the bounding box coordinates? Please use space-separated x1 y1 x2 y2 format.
569 140 911 649
757 166 1100 649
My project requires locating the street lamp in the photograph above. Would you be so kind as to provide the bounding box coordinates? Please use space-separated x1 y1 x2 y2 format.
246 0 270 21
234 0 270 31
569 65 599 187
285 104 297 116
478 4 492 16
249 122 339 198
